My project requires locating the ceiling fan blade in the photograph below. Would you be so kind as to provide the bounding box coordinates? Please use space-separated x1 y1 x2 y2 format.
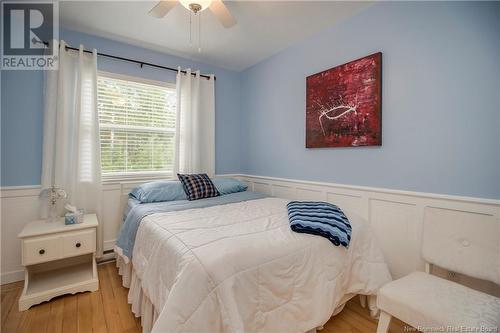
149 0 178 18
209 0 236 28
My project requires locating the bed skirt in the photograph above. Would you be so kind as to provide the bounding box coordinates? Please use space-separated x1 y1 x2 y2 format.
116 255 159 333
115 253 377 333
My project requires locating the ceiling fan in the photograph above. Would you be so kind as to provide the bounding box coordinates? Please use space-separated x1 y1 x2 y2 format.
149 0 237 28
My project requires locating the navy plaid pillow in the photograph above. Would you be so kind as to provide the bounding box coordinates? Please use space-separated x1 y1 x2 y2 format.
177 173 220 201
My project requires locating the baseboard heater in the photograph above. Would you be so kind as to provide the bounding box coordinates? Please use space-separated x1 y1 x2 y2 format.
97 249 116 264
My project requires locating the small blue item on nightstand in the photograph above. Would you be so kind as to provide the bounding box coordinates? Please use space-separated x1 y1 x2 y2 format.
65 213 78 225
64 205 84 225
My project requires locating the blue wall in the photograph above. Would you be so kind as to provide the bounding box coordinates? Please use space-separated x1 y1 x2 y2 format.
1 28 242 186
2 2 499 199
241 2 500 199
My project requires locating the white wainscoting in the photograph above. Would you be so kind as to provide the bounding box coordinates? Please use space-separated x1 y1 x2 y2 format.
2 175 499 295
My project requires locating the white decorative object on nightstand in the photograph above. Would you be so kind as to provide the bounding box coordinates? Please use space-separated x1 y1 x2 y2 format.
17 214 99 311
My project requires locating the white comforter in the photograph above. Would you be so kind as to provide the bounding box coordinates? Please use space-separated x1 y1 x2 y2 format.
132 197 392 333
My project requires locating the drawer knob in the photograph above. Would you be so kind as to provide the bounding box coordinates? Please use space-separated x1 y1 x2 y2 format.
39 249 45 255
75 242 81 248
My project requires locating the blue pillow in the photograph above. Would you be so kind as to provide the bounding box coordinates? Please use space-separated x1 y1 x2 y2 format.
287 201 352 248
129 180 187 203
129 178 248 203
213 178 248 195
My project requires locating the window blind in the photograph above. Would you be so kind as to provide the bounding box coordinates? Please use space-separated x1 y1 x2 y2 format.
97 75 176 175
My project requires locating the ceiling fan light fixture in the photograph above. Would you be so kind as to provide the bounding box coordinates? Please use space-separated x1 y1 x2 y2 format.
179 0 212 13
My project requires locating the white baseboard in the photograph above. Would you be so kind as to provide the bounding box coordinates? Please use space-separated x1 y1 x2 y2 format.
1 269 24 285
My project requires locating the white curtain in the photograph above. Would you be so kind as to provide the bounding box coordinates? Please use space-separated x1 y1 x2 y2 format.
41 41 103 256
173 68 215 176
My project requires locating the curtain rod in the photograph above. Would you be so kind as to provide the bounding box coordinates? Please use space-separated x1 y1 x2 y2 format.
41 39 215 80
65 46 215 80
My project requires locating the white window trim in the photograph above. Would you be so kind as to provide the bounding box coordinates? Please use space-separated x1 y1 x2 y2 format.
98 71 177 183
98 71 176 89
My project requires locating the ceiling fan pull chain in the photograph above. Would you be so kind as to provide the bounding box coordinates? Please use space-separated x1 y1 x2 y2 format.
189 11 193 45
198 12 202 53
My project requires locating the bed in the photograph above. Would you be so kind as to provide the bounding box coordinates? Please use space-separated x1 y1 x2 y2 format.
115 190 392 333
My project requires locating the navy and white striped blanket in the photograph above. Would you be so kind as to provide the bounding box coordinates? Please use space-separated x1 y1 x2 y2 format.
287 201 352 248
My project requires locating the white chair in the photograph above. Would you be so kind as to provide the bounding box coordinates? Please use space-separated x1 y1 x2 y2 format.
376 212 500 333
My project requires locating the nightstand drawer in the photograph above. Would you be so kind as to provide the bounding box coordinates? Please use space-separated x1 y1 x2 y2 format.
23 235 61 265
62 229 96 257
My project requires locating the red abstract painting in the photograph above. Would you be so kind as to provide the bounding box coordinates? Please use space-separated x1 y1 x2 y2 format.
306 52 382 148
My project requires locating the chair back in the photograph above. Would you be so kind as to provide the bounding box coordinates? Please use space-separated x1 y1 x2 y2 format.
421 208 500 285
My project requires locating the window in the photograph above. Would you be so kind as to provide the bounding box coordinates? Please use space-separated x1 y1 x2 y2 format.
97 73 176 178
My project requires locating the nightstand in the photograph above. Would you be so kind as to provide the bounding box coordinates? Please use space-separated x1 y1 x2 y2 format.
17 214 99 311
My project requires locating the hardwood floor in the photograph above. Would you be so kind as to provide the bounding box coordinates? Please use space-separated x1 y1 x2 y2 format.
1 262 407 333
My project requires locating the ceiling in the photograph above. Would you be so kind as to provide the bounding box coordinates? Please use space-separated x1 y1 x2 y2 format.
60 1 372 71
